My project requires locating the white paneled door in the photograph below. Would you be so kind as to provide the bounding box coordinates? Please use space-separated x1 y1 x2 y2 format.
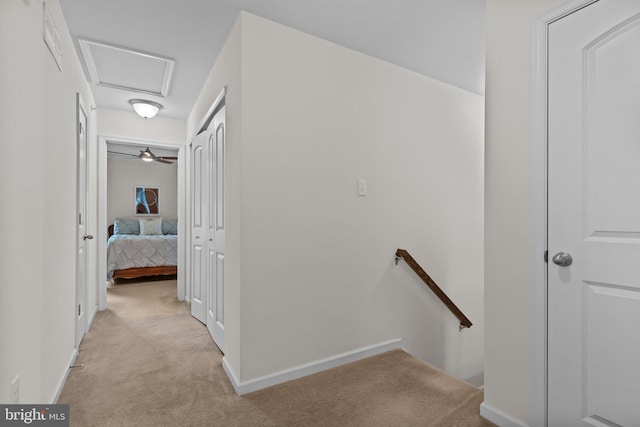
75 95 90 348
190 102 225 353
191 131 208 324
548 1 640 425
207 106 225 351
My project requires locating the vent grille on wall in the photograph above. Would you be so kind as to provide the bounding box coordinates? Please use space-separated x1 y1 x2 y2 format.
44 3 63 71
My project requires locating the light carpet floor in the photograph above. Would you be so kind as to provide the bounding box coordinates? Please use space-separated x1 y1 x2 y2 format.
59 279 495 427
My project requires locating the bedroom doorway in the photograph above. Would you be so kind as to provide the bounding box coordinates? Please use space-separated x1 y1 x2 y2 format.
97 136 187 310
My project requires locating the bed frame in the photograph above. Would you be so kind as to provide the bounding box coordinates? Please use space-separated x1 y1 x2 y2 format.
108 224 177 280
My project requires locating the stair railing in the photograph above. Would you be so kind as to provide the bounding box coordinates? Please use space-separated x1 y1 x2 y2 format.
395 248 472 331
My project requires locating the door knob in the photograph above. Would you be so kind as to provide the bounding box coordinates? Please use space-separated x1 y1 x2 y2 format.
552 252 572 267
83 234 94 240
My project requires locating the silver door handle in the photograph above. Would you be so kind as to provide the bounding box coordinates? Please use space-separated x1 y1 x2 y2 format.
83 234 94 240
552 252 572 267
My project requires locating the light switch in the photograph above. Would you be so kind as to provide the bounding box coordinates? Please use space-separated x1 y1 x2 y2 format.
358 179 367 196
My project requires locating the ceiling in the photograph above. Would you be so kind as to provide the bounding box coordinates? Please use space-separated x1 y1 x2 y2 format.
59 0 486 120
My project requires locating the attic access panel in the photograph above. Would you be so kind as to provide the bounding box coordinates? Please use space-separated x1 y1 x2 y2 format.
78 39 174 97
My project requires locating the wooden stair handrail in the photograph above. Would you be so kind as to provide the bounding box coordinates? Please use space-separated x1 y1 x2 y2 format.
395 249 472 330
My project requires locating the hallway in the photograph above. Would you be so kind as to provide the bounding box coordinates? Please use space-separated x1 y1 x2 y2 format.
59 280 492 426
59 279 241 426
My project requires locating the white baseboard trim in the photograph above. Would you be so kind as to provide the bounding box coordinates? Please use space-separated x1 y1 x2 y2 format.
480 402 529 427
88 305 98 330
222 357 241 394
50 348 78 404
223 338 403 396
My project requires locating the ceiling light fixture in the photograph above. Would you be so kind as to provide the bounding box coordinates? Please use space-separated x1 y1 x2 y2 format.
129 99 163 119
140 147 154 162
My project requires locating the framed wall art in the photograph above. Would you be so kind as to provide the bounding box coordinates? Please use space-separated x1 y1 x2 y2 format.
135 186 159 216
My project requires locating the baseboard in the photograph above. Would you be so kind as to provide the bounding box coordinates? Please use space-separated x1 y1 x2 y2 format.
88 305 98 330
50 348 78 404
222 357 241 394
480 402 529 427
223 338 403 396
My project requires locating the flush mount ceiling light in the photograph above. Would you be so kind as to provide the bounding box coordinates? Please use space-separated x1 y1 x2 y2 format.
129 99 163 119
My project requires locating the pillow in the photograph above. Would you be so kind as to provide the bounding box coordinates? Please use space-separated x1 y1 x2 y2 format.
139 218 162 235
162 219 178 235
113 218 139 235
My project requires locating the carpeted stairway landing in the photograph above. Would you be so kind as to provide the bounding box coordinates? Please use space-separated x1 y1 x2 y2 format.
58 279 495 426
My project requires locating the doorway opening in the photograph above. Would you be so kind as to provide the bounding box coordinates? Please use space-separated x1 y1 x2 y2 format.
97 136 187 310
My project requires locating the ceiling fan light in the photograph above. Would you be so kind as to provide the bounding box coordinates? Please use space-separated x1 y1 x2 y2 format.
140 147 155 162
129 99 162 119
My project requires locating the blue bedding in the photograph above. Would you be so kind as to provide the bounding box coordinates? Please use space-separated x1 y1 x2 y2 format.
106 234 178 280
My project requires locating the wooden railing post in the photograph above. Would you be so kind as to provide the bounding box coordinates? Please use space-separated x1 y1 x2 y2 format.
395 248 472 330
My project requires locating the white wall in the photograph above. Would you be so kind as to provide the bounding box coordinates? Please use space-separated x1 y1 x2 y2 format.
97 109 186 236
98 108 186 144
0 0 97 403
484 0 564 425
190 13 484 386
107 159 177 226
187 15 243 378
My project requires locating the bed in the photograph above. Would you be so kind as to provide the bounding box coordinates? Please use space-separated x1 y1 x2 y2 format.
107 218 178 280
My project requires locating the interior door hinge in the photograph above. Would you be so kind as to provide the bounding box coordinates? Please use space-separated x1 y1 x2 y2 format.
544 250 548 263
78 304 81 316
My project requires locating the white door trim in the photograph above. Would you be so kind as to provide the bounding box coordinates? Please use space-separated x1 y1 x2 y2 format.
192 86 226 140
531 1 599 426
97 135 187 310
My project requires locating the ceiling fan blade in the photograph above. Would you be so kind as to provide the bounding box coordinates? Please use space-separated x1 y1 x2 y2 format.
156 158 174 164
157 156 178 160
108 150 139 157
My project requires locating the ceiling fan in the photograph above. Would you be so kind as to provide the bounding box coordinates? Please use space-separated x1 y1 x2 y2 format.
108 147 177 164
